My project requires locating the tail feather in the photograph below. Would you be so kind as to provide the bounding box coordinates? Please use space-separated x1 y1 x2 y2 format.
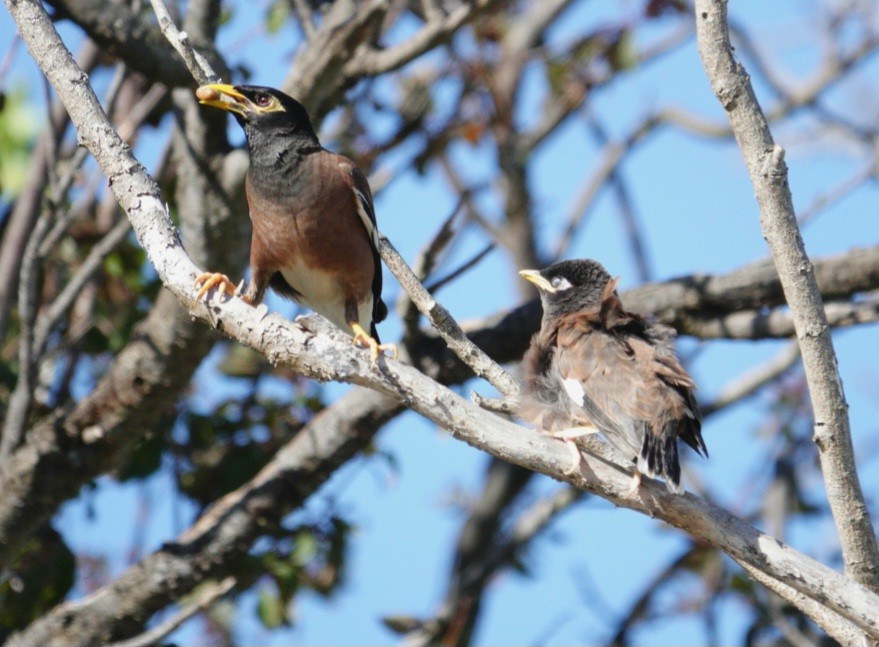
638 432 683 494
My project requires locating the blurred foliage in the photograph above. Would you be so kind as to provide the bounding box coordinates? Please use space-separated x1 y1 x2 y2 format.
256 516 352 628
0 87 38 200
0 526 75 641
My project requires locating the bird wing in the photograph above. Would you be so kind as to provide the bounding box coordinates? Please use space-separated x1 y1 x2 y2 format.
339 160 387 327
553 291 703 459
554 317 656 458
343 162 380 252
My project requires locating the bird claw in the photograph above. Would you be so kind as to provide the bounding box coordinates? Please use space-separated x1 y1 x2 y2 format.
195 272 238 302
546 425 600 441
543 426 599 476
623 470 642 499
350 323 396 363
561 439 583 476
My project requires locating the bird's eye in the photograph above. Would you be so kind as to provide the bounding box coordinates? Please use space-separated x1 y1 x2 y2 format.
550 276 571 290
255 94 272 107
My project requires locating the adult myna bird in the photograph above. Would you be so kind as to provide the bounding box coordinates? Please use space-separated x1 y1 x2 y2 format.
518 259 707 494
193 83 391 359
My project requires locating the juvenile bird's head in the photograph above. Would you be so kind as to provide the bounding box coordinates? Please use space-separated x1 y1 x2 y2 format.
519 259 613 319
196 83 319 152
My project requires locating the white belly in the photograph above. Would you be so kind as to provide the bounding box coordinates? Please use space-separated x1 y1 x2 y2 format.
278 258 370 335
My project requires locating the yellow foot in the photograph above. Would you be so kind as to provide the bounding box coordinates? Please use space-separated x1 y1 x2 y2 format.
544 426 599 476
195 272 238 302
546 425 600 441
623 470 642 498
350 323 396 363
562 439 583 476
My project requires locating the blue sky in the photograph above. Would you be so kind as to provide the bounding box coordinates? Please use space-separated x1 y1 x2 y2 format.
5 0 879 644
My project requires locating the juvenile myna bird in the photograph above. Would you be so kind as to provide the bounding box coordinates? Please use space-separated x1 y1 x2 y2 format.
519 259 707 494
194 83 391 359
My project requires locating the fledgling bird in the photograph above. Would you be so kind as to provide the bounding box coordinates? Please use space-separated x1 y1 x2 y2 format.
193 83 392 359
519 259 707 494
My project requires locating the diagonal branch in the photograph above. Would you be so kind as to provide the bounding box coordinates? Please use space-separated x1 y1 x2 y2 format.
380 236 519 398
695 0 879 593
7 3 879 645
148 0 219 84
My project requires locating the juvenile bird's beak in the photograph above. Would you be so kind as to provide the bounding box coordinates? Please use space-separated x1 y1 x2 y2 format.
519 269 554 292
196 83 250 116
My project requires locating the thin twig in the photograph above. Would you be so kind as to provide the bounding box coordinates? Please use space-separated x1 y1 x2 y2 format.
0 35 20 86
105 577 235 647
471 392 515 415
349 0 502 76
148 0 218 84
380 235 519 398
32 217 132 361
424 244 494 294
398 196 467 340
404 486 581 646
553 115 658 261
585 113 653 283
702 341 801 417
798 160 876 227
1 211 52 458
291 0 317 41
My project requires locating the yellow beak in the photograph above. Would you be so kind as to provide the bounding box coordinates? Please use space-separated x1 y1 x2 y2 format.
519 269 553 292
195 83 249 115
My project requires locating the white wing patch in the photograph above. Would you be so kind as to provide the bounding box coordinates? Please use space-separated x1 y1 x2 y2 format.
342 162 380 252
562 377 586 407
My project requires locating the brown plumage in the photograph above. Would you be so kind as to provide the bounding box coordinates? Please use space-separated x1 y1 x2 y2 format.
519 259 706 493
193 84 391 358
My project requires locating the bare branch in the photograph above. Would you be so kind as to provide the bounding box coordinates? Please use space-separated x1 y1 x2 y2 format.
424 243 494 294
739 563 865 646
696 0 879 592
798 160 877 227
553 115 658 261
397 197 467 341
679 292 879 340
291 0 317 41
105 577 236 647
702 342 801 417
584 114 653 282
348 0 502 76
0 42 99 341
380 235 518 398
148 0 219 84
44 0 226 86
403 485 581 646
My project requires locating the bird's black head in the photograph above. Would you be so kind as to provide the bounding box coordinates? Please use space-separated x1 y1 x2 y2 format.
196 83 319 152
520 259 613 319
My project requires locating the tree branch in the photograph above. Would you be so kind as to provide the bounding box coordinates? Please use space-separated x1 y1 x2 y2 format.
348 0 501 76
148 0 219 84
380 236 519 398
695 0 879 592
104 577 235 647
44 0 227 87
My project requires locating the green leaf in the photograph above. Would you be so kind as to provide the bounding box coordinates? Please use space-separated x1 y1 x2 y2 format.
256 587 287 628
265 0 290 34
0 87 39 200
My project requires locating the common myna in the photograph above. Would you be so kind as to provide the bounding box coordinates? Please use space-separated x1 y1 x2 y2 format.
519 259 707 494
194 83 391 359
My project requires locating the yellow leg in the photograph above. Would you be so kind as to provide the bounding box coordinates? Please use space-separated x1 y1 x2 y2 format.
350 322 396 362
